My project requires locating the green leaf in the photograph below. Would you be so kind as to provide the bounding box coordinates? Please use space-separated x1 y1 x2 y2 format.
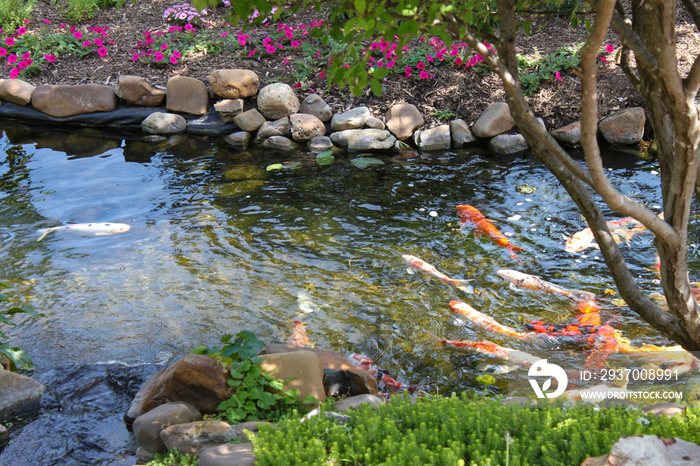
0 344 33 371
351 157 385 169
266 163 284 171
354 0 366 14
370 78 383 96
316 151 335 166
372 67 388 80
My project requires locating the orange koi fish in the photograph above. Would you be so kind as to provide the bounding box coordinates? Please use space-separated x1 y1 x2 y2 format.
287 320 312 347
574 298 601 326
438 339 541 366
565 217 648 253
402 254 473 294
348 353 418 392
456 204 523 263
497 269 596 301
448 300 542 341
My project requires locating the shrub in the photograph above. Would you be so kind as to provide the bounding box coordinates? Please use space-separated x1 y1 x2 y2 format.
0 0 35 31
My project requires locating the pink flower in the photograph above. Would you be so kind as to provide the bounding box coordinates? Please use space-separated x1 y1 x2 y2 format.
16 27 27 35
9 68 19 78
131 52 139 61
426 55 434 62
97 47 108 57
605 44 615 54
172 50 181 58
263 37 272 45
74 31 83 39
82 40 92 47
43 54 56 62
5 37 14 46
94 38 103 46
318 70 326 79
42 19 52 24
416 61 425 70
170 56 177 64
555 71 562 81
184 24 195 31
290 40 300 47
295 82 301 88
21 52 30 59
455 57 462 66
219 32 229 37
17 60 27 69
419 70 429 79
160 43 168 50
0 48 6 56
154 51 163 61
247 47 257 56
264 45 275 53
168 25 183 32
598 55 608 63
6 54 17 64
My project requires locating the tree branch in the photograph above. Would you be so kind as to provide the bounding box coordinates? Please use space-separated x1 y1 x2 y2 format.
680 0 700 31
610 10 659 75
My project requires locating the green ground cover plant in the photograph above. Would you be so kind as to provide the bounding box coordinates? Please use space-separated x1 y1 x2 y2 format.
0 283 43 371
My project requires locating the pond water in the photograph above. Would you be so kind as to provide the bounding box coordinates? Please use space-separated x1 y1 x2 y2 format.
1 121 697 395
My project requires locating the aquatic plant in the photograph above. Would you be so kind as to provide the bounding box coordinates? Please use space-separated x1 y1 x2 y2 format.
0 283 43 371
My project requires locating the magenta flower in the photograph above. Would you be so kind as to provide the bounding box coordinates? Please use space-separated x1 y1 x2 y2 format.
555 71 562 81
184 24 195 31
295 82 301 88
318 70 326 79
17 60 27 69
74 31 83 39
419 70 429 79
455 57 462 66
9 68 19 78
94 38 103 46
21 52 30 59
247 47 257 57
290 40 300 48
264 45 275 53
605 44 615 54
97 47 108 57
170 56 177 64
172 50 181 58
160 43 168 50
42 19 52 24
416 61 425 70
16 27 27 35
44 54 56 62
131 52 139 61
7 54 17 63
219 32 229 37
5 37 15 46
82 40 92 47
426 55 434 62
598 55 608 63
154 51 164 61
263 37 272 45
0 48 6 56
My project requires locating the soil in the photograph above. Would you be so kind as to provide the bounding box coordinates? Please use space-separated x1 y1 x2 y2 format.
9 1 700 129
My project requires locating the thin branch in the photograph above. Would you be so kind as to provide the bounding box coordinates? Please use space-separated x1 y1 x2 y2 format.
610 10 659 75
680 0 700 31
619 45 641 87
683 54 700 99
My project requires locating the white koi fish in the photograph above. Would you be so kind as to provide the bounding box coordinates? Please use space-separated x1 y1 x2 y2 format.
449 300 541 341
497 269 596 301
439 338 541 367
565 216 650 253
402 254 473 294
37 222 131 241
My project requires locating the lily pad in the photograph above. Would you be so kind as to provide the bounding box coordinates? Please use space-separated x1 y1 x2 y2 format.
266 162 302 171
316 151 335 166
351 157 385 169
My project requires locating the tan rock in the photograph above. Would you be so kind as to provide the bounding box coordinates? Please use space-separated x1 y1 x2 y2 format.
209 69 259 99
259 350 326 402
255 117 292 142
385 103 424 140
450 119 476 147
0 78 35 105
300 94 332 121
414 125 451 150
233 108 266 132
141 112 187 135
330 129 396 151
31 84 117 118
214 99 244 123
331 106 371 131
290 113 325 141
166 76 208 115
257 83 300 120
489 133 529 155
132 402 201 454
0 370 44 420
260 135 300 151
598 107 646 145
115 75 165 107
224 131 251 150
472 102 515 138
551 121 581 146
198 443 256 466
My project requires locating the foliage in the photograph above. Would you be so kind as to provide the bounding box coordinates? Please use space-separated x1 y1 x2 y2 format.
430 108 457 121
192 331 317 423
0 0 35 31
0 283 43 371
518 43 583 95
146 449 198 466
252 393 700 465
63 0 101 22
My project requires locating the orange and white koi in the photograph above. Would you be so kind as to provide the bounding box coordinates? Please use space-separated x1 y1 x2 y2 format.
565 217 648 253
449 300 541 341
402 254 473 294
456 204 523 264
438 339 541 366
348 353 418 392
497 269 596 301
287 320 312 347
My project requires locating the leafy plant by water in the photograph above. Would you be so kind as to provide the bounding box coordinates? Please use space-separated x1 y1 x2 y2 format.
0 283 43 371
146 449 198 466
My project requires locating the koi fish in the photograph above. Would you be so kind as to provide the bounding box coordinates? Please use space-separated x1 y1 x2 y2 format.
37 222 131 241
347 353 418 392
574 299 601 326
564 217 647 253
287 320 312 347
497 269 595 301
438 339 541 366
524 320 606 337
449 300 541 341
456 205 523 263
402 254 473 294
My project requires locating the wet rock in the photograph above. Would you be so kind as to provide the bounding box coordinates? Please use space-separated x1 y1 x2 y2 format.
259 351 326 402
133 402 202 453
308 136 334 152
489 133 529 155
114 75 165 107
334 394 383 412
582 435 700 465
331 106 371 131
166 76 208 115
186 108 237 135
217 180 265 197
0 78 35 105
223 164 268 181
300 94 332 121
385 102 424 140
257 83 300 119
260 135 300 151
198 443 257 466
0 370 44 421
255 117 292 142
31 84 117 117
136 446 157 464
209 69 259 99
290 113 326 141
414 125 451 151
160 420 266 455
224 131 251 150
0 423 8 443
551 121 581 146
233 108 266 132
599 107 645 145
125 354 231 423
642 402 686 418
330 129 396 152
450 119 476 146
214 98 244 123
472 102 515 138
365 116 385 130
141 112 187 135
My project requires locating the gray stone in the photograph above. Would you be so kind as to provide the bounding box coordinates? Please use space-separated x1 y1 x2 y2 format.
606 435 700 465
599 107 646 145
290 113 325 141
450 119 476 146
365 116 385 130
551 121 581 146
334 394 383 412
132 401 202 453
214 99 244 123
114 75 165 107
224 131 251 150
136 446 156 464
161 420 267 455
385 103 424 140
330 129 396 151
31 84 117 118
472 102 515 138
0 78 35 105
141 112 187 135
233 108 266 132
166 76 208 115
0 370 44 421
489 133 529 155
300 94 332 121
260 135 300 151
198 443 256 466
414 125 451 150
642 402 686 418
257 83 300 119
255 117 292 142
209 69 259 99
331 106 371 131
0 423 9 443
308 136 333 152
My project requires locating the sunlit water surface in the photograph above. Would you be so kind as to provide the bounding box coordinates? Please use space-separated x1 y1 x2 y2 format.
1 122 698 395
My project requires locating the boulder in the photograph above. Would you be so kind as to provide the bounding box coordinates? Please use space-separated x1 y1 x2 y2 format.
260 135 300 151
209 69 259 99
0 78 35 105
330 129 396 152
0 370 44 421
414 125 451 150
472 102 515 138
114 75 165 107
132 401 201 453
160 420 266 455
259 350 326 402
31 84 117 117
365 116 385 130
551 121 581 146
233 108 266 132
300 94 332 121
125 354 231 422
224 131 251 150
450 119 476 147
214 99 244 123
642 402 686 418
598 107 646 145
385 103 424 140
308 136 334 152
255 117 292 142
198 443 256 466
166 76 208 115
257 83 300 120
489 133 529 155
331 106 371 131
141 112 187 135
581 435 700 466
290 113 325 141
